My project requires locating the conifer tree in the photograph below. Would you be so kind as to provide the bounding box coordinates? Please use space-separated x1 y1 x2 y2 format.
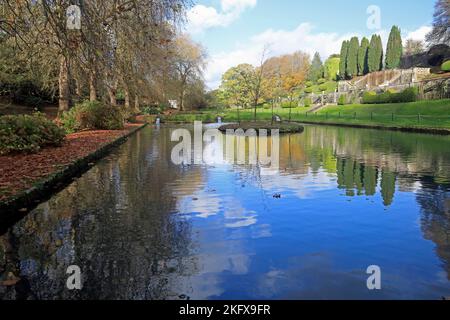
368 34 384 72
385 26 403 69
308 52 324 82
358 37 370 75
339 41 349 80
346 37 359 78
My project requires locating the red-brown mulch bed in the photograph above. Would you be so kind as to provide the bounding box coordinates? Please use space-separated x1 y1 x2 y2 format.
0 124 143 202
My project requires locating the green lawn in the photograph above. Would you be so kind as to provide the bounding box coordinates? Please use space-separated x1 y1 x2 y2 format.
309 99 450 129
162 99 450 131
302 81 337 95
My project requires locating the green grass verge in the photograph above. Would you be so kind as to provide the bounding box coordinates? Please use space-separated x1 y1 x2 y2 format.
311 99 450 129
161 99 450 131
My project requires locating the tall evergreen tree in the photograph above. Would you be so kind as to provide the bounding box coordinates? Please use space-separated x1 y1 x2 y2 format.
368 34 384 72
346 37 359 78
385 26 403 69
339 40 349 80
377 35 384 71
308 52 324 82
358 37 370 75
368 35 377 73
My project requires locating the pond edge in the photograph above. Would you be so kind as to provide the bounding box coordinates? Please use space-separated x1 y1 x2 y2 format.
0 123 148 232
294 120 450 135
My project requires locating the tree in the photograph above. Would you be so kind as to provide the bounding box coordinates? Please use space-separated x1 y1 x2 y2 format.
220 64 253 110
358 37 370 75
346 37 359 78
377 35 384 71
279 52 310 121
172 35 206 111
426 0 450 45
404 39 425 55
368 34 383 72
237 47 269 122
307 52 323 82
385 26 403 69
323 56 340 81
261 56 284 123
0 0 194 115
339 41 349 80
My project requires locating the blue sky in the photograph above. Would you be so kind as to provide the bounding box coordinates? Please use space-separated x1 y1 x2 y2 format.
185 0 436 88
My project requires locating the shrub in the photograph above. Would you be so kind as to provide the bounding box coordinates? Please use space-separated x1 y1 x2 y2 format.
318 84 328 92
442 60 450 72
0 113 65 155
304 97 312 108
362 91 377 104
387 88 398 94
142 106 161 115
317 78 326 85
59 101 124 133
281 102 293 108
304 87 313 94
362 87 418 104
305 81 314 88
338 94 347 105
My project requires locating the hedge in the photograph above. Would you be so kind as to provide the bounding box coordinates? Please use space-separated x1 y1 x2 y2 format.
362 87 418 104
442 60 450 72
338 94 347 105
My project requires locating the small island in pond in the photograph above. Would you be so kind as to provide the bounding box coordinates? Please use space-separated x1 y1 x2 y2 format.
218 122 305 134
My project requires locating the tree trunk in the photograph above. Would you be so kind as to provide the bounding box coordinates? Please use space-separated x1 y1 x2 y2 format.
124 85 130 110
108 80 117 106
75 78 82 102
58 55 70 114
288 96 293 122
89 71 97 101
271 100 275 125
108 88 116 106
179 88 185 111
134 95 140 112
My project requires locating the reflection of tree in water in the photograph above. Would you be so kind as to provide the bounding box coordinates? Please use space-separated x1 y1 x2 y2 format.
0 128 200 300
335 158 396 205
415 176 450 280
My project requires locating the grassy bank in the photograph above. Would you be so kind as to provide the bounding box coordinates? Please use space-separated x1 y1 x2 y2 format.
162 99 450 131
311 100 450 129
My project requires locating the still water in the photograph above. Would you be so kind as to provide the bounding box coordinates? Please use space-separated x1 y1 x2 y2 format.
1 124 450 300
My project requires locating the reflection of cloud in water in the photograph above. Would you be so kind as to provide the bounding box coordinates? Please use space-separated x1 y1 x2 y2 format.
258 169 336 199
177 190 259 229
254 253 450 300
177 192 221 219
224 198 257 228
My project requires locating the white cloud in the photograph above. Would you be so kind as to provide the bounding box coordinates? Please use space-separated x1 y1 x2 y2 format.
187 0 257 34
205 23 357 89
404 26 432 42
204 24 432 89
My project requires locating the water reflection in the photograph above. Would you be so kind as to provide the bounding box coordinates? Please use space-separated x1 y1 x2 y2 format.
1 125 450 299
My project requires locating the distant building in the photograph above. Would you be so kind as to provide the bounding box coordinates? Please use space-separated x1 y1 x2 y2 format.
168 100 178 109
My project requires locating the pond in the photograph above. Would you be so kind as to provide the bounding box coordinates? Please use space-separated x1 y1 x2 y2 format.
1 124 450 300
